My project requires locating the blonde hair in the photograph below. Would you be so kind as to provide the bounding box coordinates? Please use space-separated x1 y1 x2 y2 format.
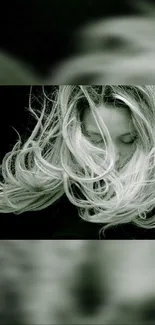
1 85 155 233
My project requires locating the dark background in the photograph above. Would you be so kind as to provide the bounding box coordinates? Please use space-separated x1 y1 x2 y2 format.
0 86 155 239
0 0 152 77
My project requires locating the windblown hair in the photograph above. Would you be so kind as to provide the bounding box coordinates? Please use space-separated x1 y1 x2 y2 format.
1 85 155 232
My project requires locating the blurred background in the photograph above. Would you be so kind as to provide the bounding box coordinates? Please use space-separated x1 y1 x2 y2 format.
1 0 155 84
1 240 155 324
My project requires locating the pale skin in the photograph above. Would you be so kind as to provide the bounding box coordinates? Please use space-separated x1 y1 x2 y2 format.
82 104 137 168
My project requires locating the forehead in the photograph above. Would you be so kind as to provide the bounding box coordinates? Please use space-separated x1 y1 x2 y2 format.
83 105 135 134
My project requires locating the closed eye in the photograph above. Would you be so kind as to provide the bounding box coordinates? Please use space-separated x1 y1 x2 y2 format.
93 138 137 145
88 137 137 145
121 135 137 145
84 129 138 145
89 137 104 145
83 130 103 144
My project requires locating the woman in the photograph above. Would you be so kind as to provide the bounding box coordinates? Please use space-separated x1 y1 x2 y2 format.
0 85 155 238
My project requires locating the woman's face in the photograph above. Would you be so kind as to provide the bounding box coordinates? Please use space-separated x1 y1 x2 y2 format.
83 104 137 168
